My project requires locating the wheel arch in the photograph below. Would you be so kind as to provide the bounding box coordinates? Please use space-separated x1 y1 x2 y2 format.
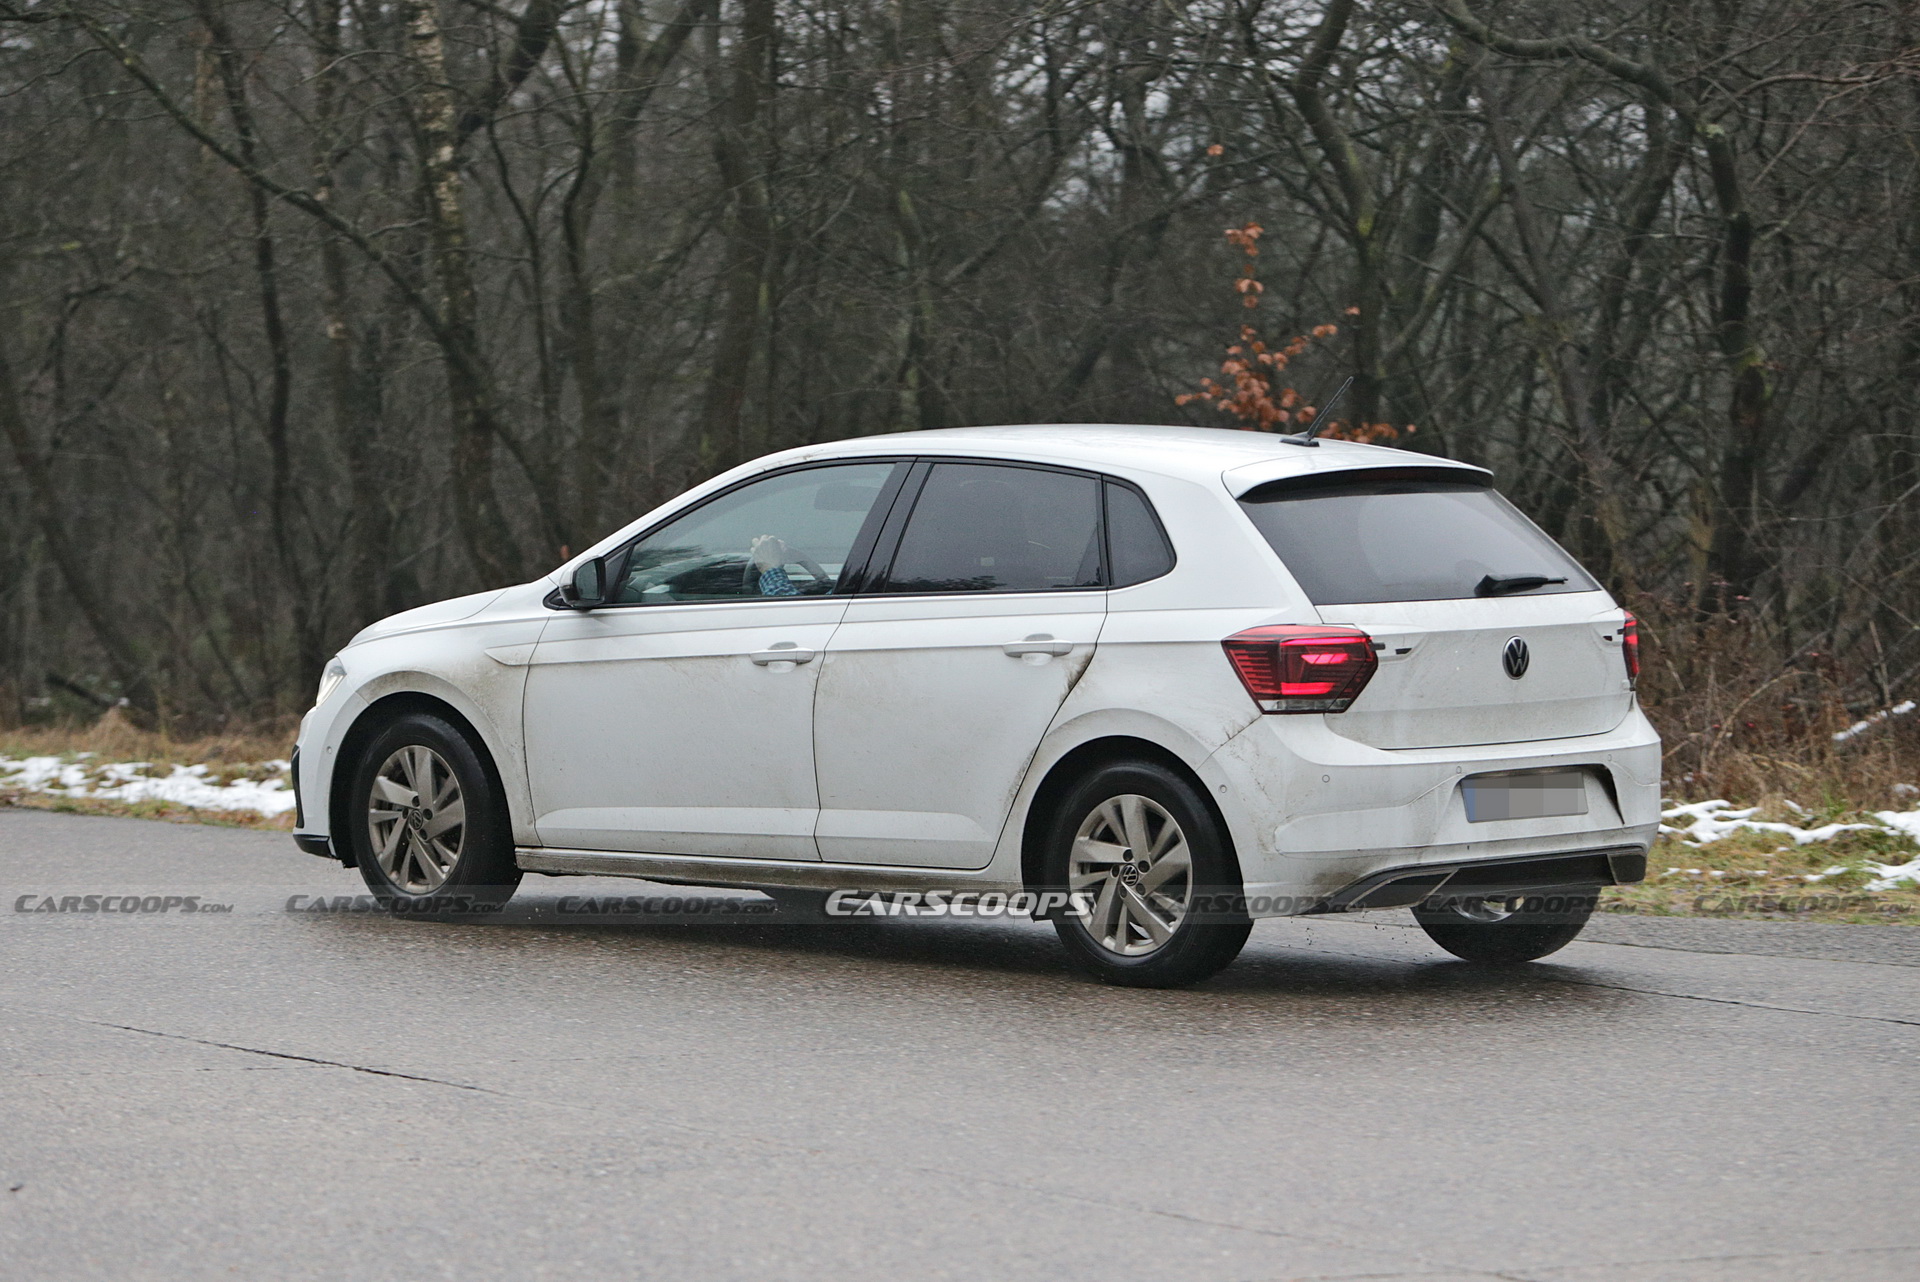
1018 735 1244 896
327 690 514 866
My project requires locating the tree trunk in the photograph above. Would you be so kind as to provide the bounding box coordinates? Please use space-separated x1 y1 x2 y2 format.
0 313 156 719
696 0 776 471
404 0 522 586
197 0 323 697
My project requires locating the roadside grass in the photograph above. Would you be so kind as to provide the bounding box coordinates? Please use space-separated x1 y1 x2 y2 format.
0 790 297 831
0 711 296 772
1604 815 1920 924
0 710 299 831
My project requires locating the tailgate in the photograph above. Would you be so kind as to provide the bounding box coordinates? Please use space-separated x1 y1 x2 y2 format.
1323 593 1634 749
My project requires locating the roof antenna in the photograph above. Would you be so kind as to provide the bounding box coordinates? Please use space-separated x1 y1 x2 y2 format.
1281 375 1354 448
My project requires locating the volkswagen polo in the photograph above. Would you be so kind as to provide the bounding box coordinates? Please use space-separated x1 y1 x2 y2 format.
291 424 1659 986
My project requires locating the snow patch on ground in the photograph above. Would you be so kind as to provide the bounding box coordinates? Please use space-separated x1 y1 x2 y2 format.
0 754 295 817
1833 700 1917 743
1659 799 1876 846
1659 798 1920 888
1863 854 1920 892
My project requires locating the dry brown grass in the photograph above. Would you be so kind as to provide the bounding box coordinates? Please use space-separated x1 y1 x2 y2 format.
1634 601 1920 808
1590 600 1920 921
0 707 300 830
0 707 299 775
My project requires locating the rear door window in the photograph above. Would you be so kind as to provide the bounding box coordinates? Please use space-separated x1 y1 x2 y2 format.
879 462 1103 594
1238 474 1597 605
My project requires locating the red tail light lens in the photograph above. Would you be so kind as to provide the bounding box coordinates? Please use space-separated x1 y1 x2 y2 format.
1621 611 1640 680
1221 626 1378 713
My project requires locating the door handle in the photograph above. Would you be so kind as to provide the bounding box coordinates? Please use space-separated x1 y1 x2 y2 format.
1003 634 1072 658
751 643 816 666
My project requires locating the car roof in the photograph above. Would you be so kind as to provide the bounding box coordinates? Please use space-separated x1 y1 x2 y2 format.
777 423 1489 491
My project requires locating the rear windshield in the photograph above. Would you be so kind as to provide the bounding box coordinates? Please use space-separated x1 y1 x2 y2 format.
1238 476 1598 605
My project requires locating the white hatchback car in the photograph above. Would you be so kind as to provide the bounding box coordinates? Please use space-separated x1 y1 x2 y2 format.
292 424 1659 986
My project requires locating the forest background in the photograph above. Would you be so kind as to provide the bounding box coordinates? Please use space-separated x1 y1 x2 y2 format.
2 0 1918 813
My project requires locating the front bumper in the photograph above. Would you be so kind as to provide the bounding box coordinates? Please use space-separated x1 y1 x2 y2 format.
291 692 367 864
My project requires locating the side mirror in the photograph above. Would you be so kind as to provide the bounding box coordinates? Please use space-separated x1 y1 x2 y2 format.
560 556 606 609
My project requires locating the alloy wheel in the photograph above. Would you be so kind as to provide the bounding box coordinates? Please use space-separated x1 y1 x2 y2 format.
1068 794 1194 956
365 745 465 894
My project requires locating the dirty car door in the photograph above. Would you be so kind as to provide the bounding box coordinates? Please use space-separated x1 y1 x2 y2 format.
811 461 1107 869
524 461 904 859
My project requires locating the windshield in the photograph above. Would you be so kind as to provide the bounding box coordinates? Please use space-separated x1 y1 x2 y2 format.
1238 476 1598 606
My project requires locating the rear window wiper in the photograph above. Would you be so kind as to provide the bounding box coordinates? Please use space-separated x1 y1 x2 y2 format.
1476 573 1568 597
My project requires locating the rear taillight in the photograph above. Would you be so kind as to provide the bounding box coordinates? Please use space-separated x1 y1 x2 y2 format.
1621 611 1640 681
1221 626 1378 713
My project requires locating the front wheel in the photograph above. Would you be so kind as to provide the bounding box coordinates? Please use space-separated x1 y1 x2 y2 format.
1043 761 1251 988
1411 888 1598 962
346 712 522 914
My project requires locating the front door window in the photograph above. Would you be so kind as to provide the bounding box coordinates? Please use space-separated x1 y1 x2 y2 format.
612 463 898 604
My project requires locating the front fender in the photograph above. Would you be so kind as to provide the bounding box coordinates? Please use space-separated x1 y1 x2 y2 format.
293 601 548 849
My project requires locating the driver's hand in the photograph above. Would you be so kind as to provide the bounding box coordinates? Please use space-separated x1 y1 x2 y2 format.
749 534 792 573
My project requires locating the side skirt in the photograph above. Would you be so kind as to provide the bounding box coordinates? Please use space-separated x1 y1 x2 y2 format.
516 847 1025 896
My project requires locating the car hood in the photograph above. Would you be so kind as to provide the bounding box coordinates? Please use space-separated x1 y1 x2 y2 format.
346 588 510 648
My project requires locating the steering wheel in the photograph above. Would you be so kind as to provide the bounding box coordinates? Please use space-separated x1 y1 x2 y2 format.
740 544 833 595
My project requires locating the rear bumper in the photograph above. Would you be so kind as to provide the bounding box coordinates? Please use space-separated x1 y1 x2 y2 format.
1207 705 1661 914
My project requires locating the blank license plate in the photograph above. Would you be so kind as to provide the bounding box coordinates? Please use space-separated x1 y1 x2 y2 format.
1462 771 1589 823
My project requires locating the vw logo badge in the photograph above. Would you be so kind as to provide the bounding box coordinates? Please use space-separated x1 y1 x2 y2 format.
1502 636 1531 680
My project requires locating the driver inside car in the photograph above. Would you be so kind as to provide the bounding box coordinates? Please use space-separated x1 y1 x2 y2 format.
749 534 803 596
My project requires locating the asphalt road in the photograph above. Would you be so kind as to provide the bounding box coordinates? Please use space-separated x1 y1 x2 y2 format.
2 808 1917 1281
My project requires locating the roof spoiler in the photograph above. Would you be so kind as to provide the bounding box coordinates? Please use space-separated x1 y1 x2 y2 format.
1230 462 1494 502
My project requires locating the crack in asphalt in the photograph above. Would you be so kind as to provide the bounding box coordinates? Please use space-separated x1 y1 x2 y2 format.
1275 940 1920 1029
1312 917 1920 968
1537 975 1920 1028
27 1010 508 1096
1555 935 1920 969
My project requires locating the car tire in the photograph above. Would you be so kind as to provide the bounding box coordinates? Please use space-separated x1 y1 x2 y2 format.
1411 888 1598 962
346 711 522 915
1042 760 1251 988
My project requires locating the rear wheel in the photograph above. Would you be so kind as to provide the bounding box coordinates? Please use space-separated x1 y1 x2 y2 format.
1043 760 1250 987
346 712 521 914
1412 888 1597 962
